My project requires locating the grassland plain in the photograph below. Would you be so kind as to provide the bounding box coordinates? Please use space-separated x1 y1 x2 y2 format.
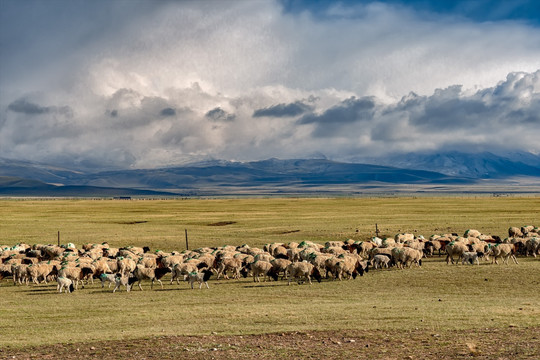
0 197 539 359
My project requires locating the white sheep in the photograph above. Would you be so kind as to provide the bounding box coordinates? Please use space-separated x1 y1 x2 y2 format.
57 276 74 293
187 269 213 289
370 254 391 269
461 251 482 265
112 273 137 293
99 273 116 288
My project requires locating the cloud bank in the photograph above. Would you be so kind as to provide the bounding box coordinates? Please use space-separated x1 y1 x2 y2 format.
0 0 539 170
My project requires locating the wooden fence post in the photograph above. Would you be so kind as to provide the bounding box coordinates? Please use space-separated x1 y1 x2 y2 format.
185 229 189 250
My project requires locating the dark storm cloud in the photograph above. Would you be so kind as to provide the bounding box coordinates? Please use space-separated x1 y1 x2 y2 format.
7 98 73 117
160 107 176 117
297 96 376 137
299 97 375 125
253 100 313 118
206 107 235 122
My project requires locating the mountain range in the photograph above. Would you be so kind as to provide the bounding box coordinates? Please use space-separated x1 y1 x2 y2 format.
1 151 539 196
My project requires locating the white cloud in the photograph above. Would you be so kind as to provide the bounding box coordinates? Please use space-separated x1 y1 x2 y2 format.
1 0 539 169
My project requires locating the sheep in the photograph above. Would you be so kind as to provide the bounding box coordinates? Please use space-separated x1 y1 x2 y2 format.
487 243 519 265
58 266 94 289
42 245 65 259
90 258 113 277
157 255 184 269
215 257 243 280
132 265 172 290
335 259 357 280
461 251 483 265
268 258 291 280
525 237 539 257
27 263 58 285
307 252 332 274
321 246 347 256
196 254 216 269
287 261 322 285
356 241 376 258
370 254 391 269
0 265 12 284
392 247 422 268
395 233 414 243
509 227 523 238
117 257 137 276
287 247 301 262
424 240 442 257
405 240 425 252
369 247 394 260
57 276 75 293
103 247 119 258
510 237 527 255
324 257 341 280
253 253 274 263
137 256 157 269
12 264 29 285
248 260 273 282
402 248 423 268
445 241 468 265
370 237 383 247
99 273 117 288
464 229 482 238
187 269 213 289
112 273 138 293
170 263 197 284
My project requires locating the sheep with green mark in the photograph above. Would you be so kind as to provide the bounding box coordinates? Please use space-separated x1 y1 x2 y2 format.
113 273 137 293
247 260 273 282
99 273 116 288
487 243 519 265
170 263 197 284
117 256 137 276
445 241 468 265
187 269 213 289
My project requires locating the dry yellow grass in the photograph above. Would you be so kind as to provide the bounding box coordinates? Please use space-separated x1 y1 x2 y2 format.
0 197 539 349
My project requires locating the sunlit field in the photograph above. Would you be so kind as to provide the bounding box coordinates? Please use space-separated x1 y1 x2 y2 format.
1 197 539 351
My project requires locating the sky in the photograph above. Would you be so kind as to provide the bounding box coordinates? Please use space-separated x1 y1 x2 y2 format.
0 0 539 170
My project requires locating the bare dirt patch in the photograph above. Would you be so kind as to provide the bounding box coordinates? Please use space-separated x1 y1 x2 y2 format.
114 220 148 225
279 229 301 234
208 221 237 226
3 328 538 360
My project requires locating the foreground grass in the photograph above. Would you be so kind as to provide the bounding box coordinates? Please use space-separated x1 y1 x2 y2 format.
0 197 539 349
1 257 539 348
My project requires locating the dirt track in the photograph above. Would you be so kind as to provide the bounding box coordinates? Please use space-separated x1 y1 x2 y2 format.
2 328 539 359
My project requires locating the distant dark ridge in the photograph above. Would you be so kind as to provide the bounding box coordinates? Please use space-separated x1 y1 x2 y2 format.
0 176 176 197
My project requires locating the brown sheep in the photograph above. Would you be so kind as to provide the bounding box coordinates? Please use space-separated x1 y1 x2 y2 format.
287 262 322 285
487 243 518 265
445 242 468 265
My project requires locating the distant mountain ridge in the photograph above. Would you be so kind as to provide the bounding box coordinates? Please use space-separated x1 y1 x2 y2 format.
0 176 176 197
358 151 540 179
1 152 540 196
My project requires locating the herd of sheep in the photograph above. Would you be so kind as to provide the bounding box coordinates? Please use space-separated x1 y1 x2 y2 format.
1 225 539 293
